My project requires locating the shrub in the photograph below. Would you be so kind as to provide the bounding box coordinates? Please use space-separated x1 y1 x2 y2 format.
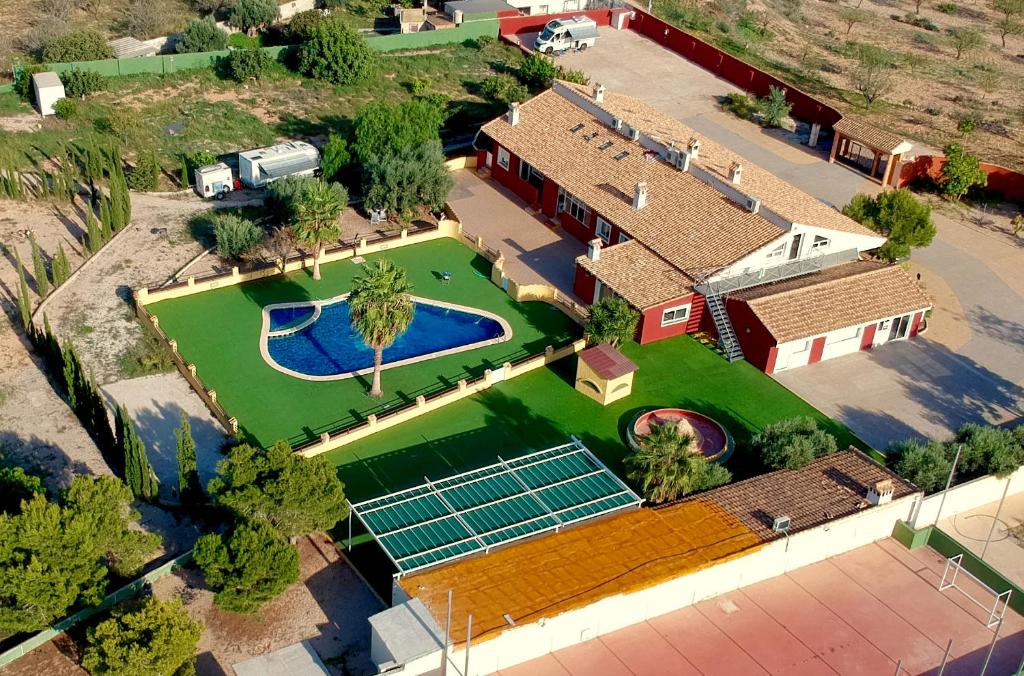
297 15 374 85
721 91 758 119
752 417 838 470
758 85 791 127
213 213 264 259
184 150 218 176
60 69 104 98
841 188 935 261
558 67 589 85
889 439 952 492
126 151 160 191
940 143 986 201
935 2 957 13
288 9 324 42
363 140 453 221
585 297 640 347
265 174 313 224
53 98 77 120
953 423 1024 478
83 598 202 676
177 16 229 53
479 74 529 106
352 98 445 165
322 134 351 180
42 29 114 62
626 424 731 503
903 13 939 30
229 0 279 34
517 53 557 90
227 47 273 81
956 113 978 136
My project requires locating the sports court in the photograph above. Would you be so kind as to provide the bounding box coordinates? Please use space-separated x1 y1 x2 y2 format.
498 539 1024 675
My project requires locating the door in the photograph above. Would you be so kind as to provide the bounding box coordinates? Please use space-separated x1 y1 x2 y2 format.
888 314 911 341
808 336 826 364
777 339 812 371
484 151 492 168
788 234 803 260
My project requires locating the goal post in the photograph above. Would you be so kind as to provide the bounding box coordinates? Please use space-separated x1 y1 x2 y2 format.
938 554 1012 628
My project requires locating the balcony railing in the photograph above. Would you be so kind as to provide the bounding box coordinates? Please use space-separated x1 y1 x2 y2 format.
696 248 860 297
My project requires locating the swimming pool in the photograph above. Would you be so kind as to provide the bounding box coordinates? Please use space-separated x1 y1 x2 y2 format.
260 295 513 380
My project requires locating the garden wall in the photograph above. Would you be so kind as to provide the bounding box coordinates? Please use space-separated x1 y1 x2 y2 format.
897 155 1024 203
625 8 842 128
498 8 629 38
369 18 500 52
909 464 1024 529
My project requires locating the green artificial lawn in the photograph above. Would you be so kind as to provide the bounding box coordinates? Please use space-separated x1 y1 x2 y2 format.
148 239 579 447
330 336 865 502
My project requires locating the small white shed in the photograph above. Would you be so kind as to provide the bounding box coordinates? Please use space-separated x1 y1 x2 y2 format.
32 72 66 117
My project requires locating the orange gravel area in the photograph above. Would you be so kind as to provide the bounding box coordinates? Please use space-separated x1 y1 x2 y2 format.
401 499 764 646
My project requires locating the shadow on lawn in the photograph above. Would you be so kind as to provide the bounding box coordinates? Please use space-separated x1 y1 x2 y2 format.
238 267 313 310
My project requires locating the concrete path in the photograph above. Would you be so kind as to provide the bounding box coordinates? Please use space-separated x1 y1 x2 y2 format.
448 169 586 296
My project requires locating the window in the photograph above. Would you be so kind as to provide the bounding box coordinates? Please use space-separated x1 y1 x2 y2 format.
518 160 544 188
557 187 566 213
596 217 612 242
563 0 579 9
618 232 630 244
497 147 510 170
518 159 532 181
812 235 830 250
766 242 785 260
661 303 691 327
568 196 587 223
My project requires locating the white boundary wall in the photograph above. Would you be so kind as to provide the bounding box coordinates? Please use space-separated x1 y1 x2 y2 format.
910 464 1024 529
382 492 920 676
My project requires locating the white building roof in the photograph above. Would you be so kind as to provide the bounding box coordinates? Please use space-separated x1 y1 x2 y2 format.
239 140 319 162
232 641 330 676
369 598 444 666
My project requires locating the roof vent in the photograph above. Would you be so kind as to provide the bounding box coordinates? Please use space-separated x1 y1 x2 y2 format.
598 140 614 151
632 182 648 210
594 83 605 103
613 150 629 161
745 196 760 213
729 161 743 185
508 102 520 127
583 132 598 141
866 480 894 506
677 150 692 172
688 137 701 159
570 123 585 133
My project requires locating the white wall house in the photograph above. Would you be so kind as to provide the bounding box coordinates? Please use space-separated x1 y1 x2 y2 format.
32 72 65 117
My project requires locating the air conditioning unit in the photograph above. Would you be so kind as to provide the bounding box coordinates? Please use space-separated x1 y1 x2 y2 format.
677 150 691 172
667 147 679 165
745 196 761 213
627 127 640 141
612 117 623 131
772 515 791 533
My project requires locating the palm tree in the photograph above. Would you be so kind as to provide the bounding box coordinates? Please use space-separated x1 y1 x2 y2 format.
585 297 640 347
626 424 702 503
348 259 414 398
291 180 346 281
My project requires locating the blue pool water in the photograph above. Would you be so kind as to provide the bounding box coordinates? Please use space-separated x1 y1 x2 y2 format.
267 300 505 377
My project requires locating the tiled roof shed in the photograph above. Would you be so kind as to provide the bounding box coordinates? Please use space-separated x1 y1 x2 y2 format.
833 117 913 155
578 343 637 379
576 240 694 310
398 449 916 647
733 261 932 343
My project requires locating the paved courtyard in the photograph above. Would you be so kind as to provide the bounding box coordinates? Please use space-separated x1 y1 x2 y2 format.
498 539 1024 676
558 27 1024 450
448 169 586 296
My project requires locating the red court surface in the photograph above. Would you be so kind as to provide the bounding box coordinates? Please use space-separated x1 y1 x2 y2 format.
496 539 1024 676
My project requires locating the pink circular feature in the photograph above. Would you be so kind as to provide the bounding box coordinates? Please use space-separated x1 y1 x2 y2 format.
630 408 730 461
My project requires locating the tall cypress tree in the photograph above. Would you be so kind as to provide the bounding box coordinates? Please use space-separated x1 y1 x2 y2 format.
117 405 158 501
29 232 49 297
52 244 71 286
175 410 203 504
180 158 190 189
15 249 32 331
88 378 118 474
99 199 113 242
85 209 102 253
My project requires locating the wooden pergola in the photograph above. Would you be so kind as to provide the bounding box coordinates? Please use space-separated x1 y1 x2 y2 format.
829 117 913 188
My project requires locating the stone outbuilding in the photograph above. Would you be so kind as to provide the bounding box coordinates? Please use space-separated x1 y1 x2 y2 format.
575 343 637 406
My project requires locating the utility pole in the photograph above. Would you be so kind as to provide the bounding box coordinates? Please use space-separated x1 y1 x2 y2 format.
933 445 962 526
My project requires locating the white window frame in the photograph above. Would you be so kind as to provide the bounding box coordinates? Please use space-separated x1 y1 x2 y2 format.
595 217 612 243
568 196 588 223
811 235 830 250
618 232 630 244
661 303 691 327
766 242 785 260
497 147 510 170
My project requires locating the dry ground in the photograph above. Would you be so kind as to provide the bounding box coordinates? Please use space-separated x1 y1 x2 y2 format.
654 0 1024 168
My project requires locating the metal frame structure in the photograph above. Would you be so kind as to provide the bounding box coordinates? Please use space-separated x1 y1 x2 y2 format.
938 554 1012 628
349 437 642 578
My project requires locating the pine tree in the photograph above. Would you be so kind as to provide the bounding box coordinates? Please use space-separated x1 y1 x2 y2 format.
15 249 32 331
175 410 203 504
52 244 71 286
116 405 158 501
85 208 102 253
29 232 49 297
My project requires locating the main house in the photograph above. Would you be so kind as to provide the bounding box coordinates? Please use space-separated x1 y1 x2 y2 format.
474 81 931 373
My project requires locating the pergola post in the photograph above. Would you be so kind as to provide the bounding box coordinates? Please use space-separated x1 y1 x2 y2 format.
828 133 841 163
870 151 881 179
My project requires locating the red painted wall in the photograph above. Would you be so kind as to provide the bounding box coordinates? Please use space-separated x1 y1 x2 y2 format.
489 143 541 207
809 336 826 364
909 311 924 337
860 322 877 350
541 177 559 217
573 263 596 302
638 293 703 344
725 298 778 373
498 8 628 38
897 155 1024 202
626 8 841 127
559 206 593 242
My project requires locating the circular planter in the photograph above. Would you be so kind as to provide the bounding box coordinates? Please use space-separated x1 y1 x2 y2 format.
626 408 733 463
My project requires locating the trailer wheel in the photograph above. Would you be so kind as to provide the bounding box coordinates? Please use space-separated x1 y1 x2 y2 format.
544 47 553 54
579 43 588 51
215 191 226 201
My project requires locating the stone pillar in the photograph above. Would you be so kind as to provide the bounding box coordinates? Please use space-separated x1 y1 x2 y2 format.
228 417 238 434
458 379 467 391
168 339 177 353
188 363 197 377
503 362 513 379
416 395 426 407
231 266 240 279
151 316 159 329
544 345 554 358
808 123 821 148
187 276 196 288
484 368 492 383
321 432 330 445
207 389 217 403
400 228 408 241
828 133 841 164
367 414 378 427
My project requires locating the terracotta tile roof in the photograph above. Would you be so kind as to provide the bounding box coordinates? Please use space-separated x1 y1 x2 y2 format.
576 240 694 309
833 117 912 154
734 262 932 343
579 342 637 379
399 449 916 647
702 449 917 541
555 81 880 240
482 90 784 274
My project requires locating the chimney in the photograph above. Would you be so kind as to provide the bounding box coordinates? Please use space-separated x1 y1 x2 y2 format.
866 479 894 506
688 137 701 159
587 238 602 262
632 182 648 210
508 102 520 126
729 161 743 185
594 83 605 103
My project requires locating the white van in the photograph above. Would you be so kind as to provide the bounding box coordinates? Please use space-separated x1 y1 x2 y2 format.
534 16 599 54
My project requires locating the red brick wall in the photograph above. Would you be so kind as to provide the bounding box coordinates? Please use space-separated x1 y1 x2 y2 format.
638 293 703 344
897 155 1024 202
627 8 841 127
725 298 778 373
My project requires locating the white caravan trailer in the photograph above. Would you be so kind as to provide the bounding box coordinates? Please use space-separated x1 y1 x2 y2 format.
194 163 235 200
534 16 599 54
238 141 320 188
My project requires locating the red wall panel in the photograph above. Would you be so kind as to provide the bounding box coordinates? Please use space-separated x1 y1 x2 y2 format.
860 322 877 350
725 298 778 373
573 263 596 302
498 8 627 38
638 293 701 344
897 155 1024 202
490 144 540 206
541 177 559 217
909 311 923 338
809 336 826 364
559 209 593 242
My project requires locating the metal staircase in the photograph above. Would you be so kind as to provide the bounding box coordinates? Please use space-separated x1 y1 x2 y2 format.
704 292 745 363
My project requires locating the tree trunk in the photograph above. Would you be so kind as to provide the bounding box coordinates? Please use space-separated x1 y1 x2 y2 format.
370 346 384 398
313 241 323 281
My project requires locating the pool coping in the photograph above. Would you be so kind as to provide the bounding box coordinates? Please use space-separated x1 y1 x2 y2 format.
259 293 515 382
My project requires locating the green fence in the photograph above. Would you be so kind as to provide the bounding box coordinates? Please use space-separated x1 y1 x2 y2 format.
892 521 1023 616
368 18 498 52
0 549 194 669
